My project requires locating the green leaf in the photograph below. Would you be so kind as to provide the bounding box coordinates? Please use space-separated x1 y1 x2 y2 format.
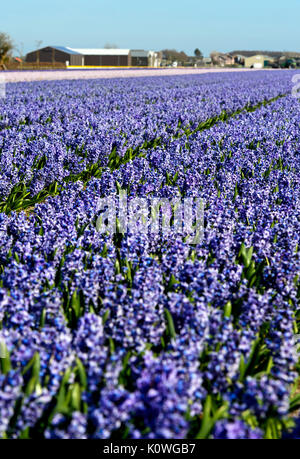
71 290 82 319
224 301 232 318
167 274 178 291
0 340 11 374
24 352 41 396
39 308 46 329
196 395 212 439
239 337 262 381
76 358 87 389
109 337 115 355
71 383 81 411
102 309 110 325
164 308 176 340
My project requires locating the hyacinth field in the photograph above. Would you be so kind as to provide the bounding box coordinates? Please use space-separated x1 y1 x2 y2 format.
0 70 300 439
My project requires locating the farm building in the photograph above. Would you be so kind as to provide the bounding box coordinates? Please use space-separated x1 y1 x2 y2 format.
210 52 234 67
25 47 132 67
25 47 161 67
244 54 274 68
230 50 300 59
25 46 83 66
229 50 300 68
71 48 131 66
131 50 150 66
131 50 161 67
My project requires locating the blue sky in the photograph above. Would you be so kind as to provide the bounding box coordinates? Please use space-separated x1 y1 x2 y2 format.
1 0 299 56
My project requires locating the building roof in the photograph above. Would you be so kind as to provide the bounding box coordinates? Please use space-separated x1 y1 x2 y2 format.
245 54 273 59
230 50 300 58
131 50 149 58
52 46 81 55
26 46 81 55
69 48 130 56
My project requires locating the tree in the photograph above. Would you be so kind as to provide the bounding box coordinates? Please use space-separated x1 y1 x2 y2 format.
0 32 13 65
210 51 220 66
161 49 188 65
35 40 43 50
15 42 25 60
194 48 203 59
34 40 43 65
104 43 119 49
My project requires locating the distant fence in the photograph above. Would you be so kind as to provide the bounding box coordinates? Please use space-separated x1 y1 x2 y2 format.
3 62 67 71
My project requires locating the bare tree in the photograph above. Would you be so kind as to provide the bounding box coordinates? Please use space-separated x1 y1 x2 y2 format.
0 32 14 67
210 51 220 66
35 40 43 50
104 43 119 49
161 49 188 65
35 40 43 65
15 41 25 60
